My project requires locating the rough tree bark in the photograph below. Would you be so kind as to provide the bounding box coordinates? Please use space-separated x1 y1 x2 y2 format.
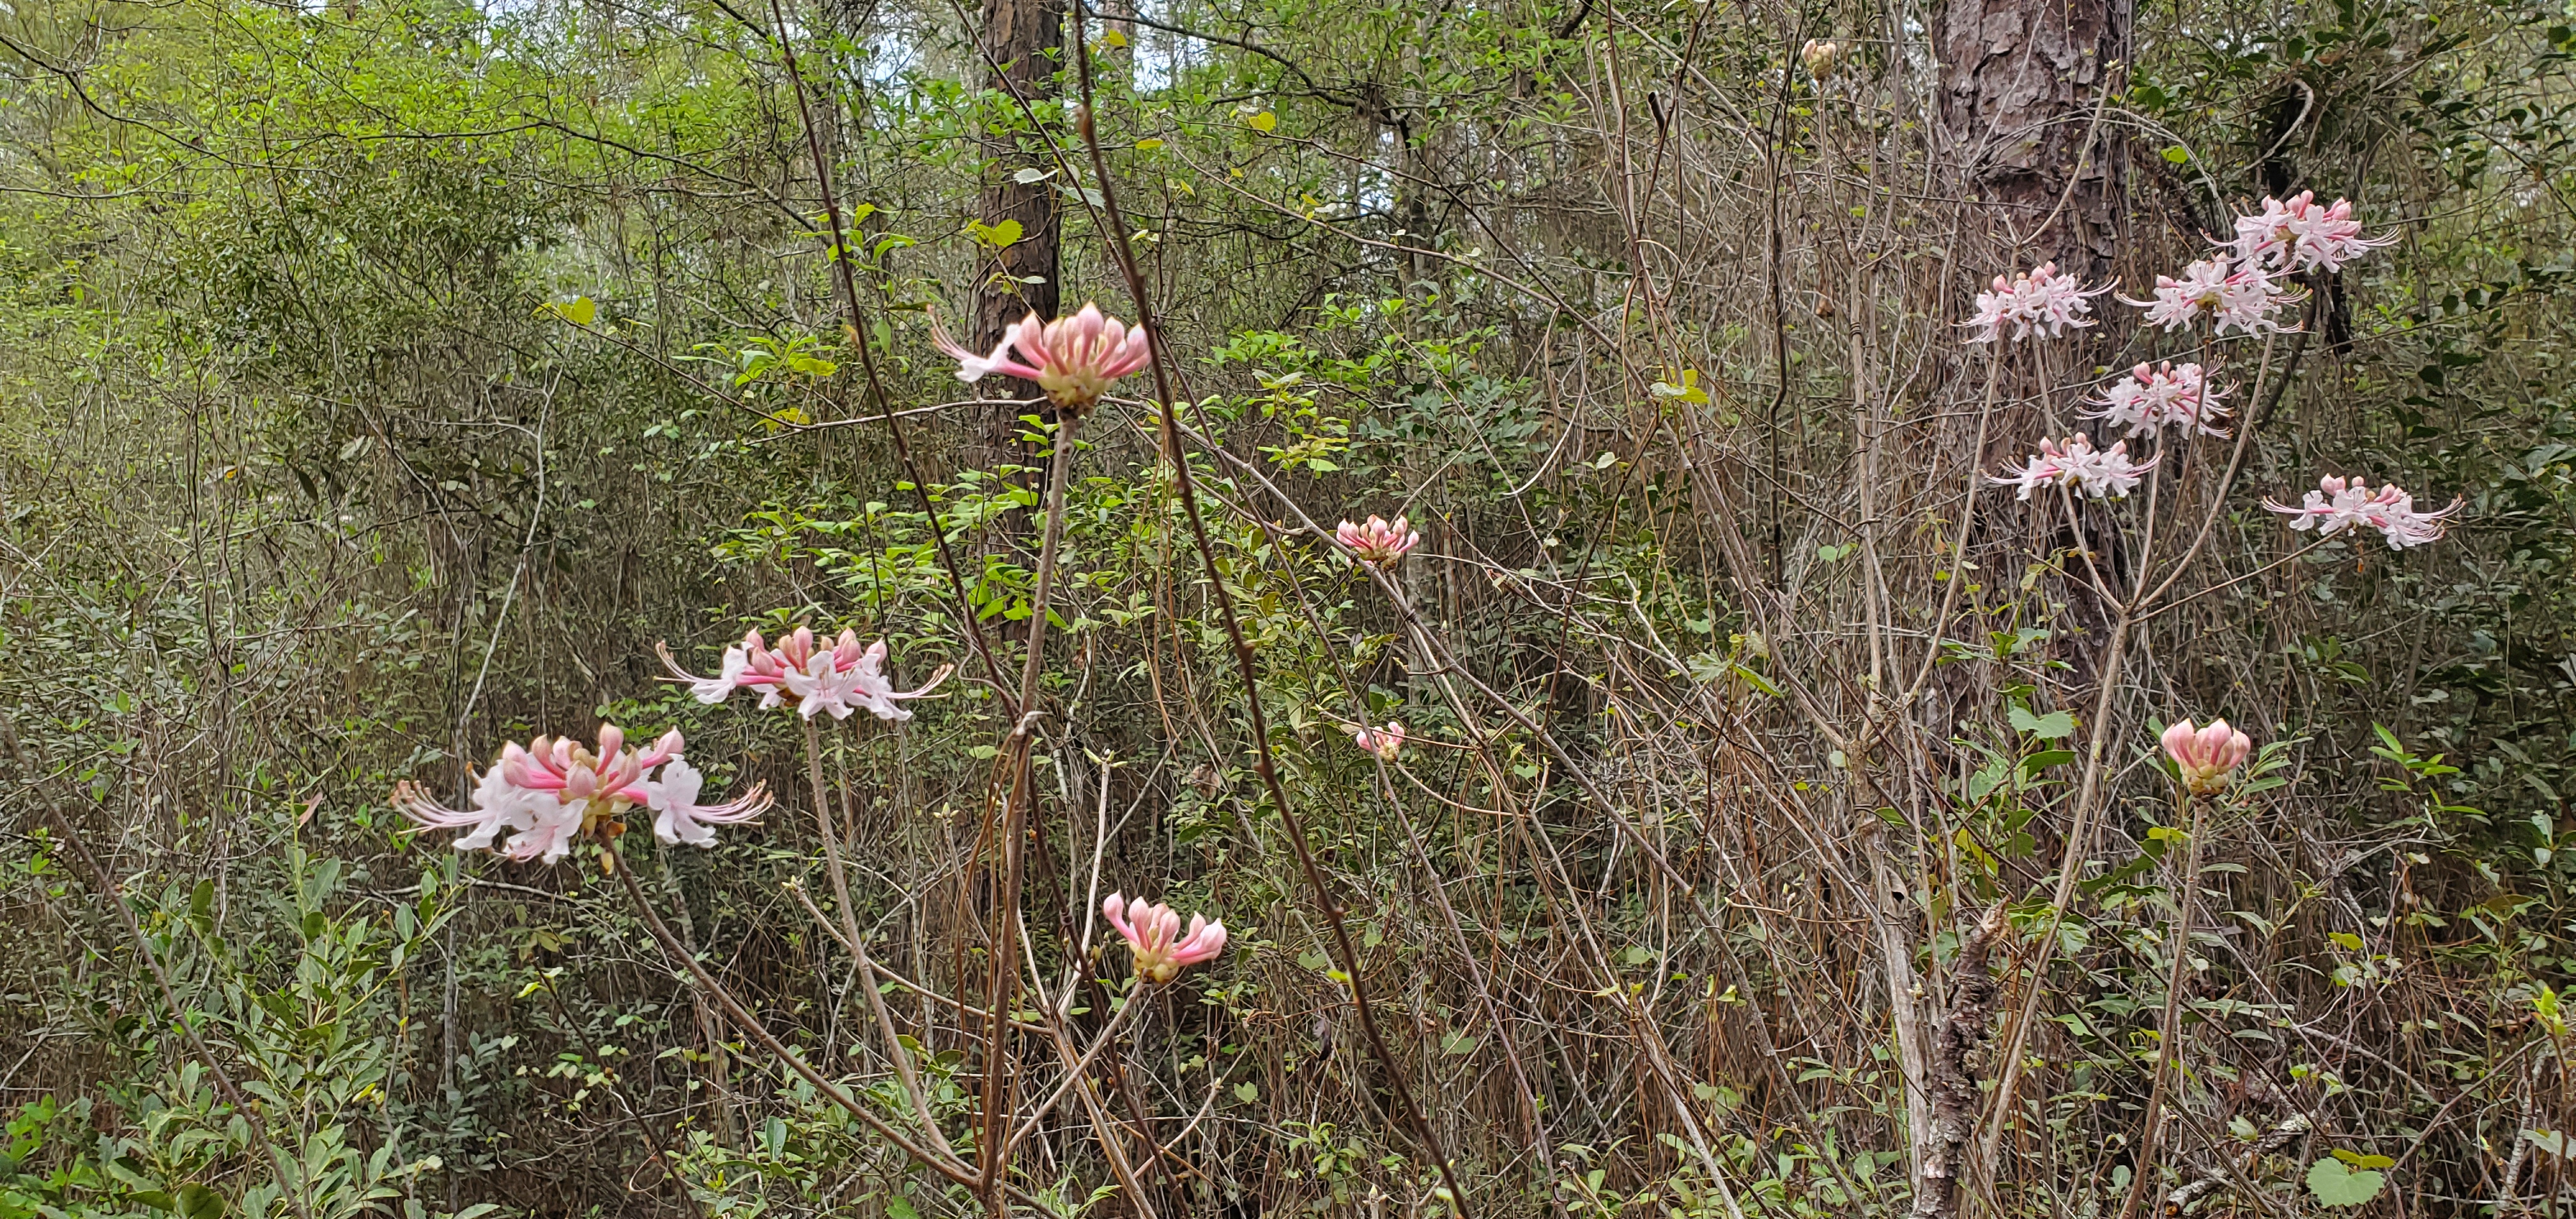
1920 1 2135 1209
1914 903 2011 1219
1936 0 2130 275
973 0 1063 466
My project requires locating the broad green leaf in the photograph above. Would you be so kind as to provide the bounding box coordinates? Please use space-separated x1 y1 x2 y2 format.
2306 1156 2386 1206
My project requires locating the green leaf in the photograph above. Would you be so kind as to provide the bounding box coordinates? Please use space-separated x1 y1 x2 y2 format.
1731 664 1781 698
1234 1081 1259 1101
178 1183 226 1219
1246 111 1278 132
2020 749 2076 775
534 296 597 325
2009 705 2075 739
2306 1156 2386 1206
967 218 1024 249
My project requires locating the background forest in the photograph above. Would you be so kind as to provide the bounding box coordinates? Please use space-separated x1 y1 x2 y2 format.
3 0 2574 1213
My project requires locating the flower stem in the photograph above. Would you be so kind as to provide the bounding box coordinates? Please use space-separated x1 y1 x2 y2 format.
2116 793 2205 1219
980 407 1082 1205
602 841 995 1198
801 715 950 1158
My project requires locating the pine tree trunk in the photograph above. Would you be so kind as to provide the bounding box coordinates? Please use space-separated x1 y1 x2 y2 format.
973 0 1063 465
1936 0 2130 275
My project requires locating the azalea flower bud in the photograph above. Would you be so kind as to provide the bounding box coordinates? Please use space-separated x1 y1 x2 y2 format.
2161 717 2253 795
1800 38 1841 79
931 302 1152 414
1102 892 1227 984
1337 514 1420 568
1349 722 1406 762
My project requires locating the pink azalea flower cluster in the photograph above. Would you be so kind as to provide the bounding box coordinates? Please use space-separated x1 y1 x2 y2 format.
1349 721 1406 762
1991 434 2158 502
2233 192 2395 274
1963 261 2105 344
661 626 951 722
2126 194 2388 335
2128 254 2302 336
932 302 1152 413
2084 362 2231 439
2161 717 2252 795
2263 474 2460 549
395 725 770 861
1337 514 1420 568
1102 892 1228 984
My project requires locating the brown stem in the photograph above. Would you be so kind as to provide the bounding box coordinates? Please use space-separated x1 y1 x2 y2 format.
757 0 1016 710
2116 793 2205 1219
1065 13 1476 1216
604 842 1002 1200
800 717 951 1158
980 408 1081 1206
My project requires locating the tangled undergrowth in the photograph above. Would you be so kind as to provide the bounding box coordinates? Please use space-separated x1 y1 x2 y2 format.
3 0 2572 1216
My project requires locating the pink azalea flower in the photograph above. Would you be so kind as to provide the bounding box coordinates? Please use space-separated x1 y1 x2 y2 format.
1349 721 1406 762
2233 192 2393 274
395 726 769 862
1962 261 2105 344
641 756 766 847
1101 892 1227 984
2123 255 2302 336
2264 474 2460 549
1991 435 2158 501
2161 717 2253 795
2083 362 2231 439
1337 514 1420 568
662 627 951 721
930 302 1152 413
394 763 548 853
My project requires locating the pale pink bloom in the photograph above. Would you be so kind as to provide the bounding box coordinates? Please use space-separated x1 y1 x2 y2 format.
663 627 951 721
394 763 546 852
2264 474 2461 549
1963 261 2105 344
1991 434 2158 501
396 725 767 862
1349 722 1406 762
1337 515 1420 567
2123 255 2301 336
930 302 1152 413
2161 717 2253 795
641 756 767 847
500 799 588 864
2233 192 2393 274
1102 892 1227 984
2083 362 2231 439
